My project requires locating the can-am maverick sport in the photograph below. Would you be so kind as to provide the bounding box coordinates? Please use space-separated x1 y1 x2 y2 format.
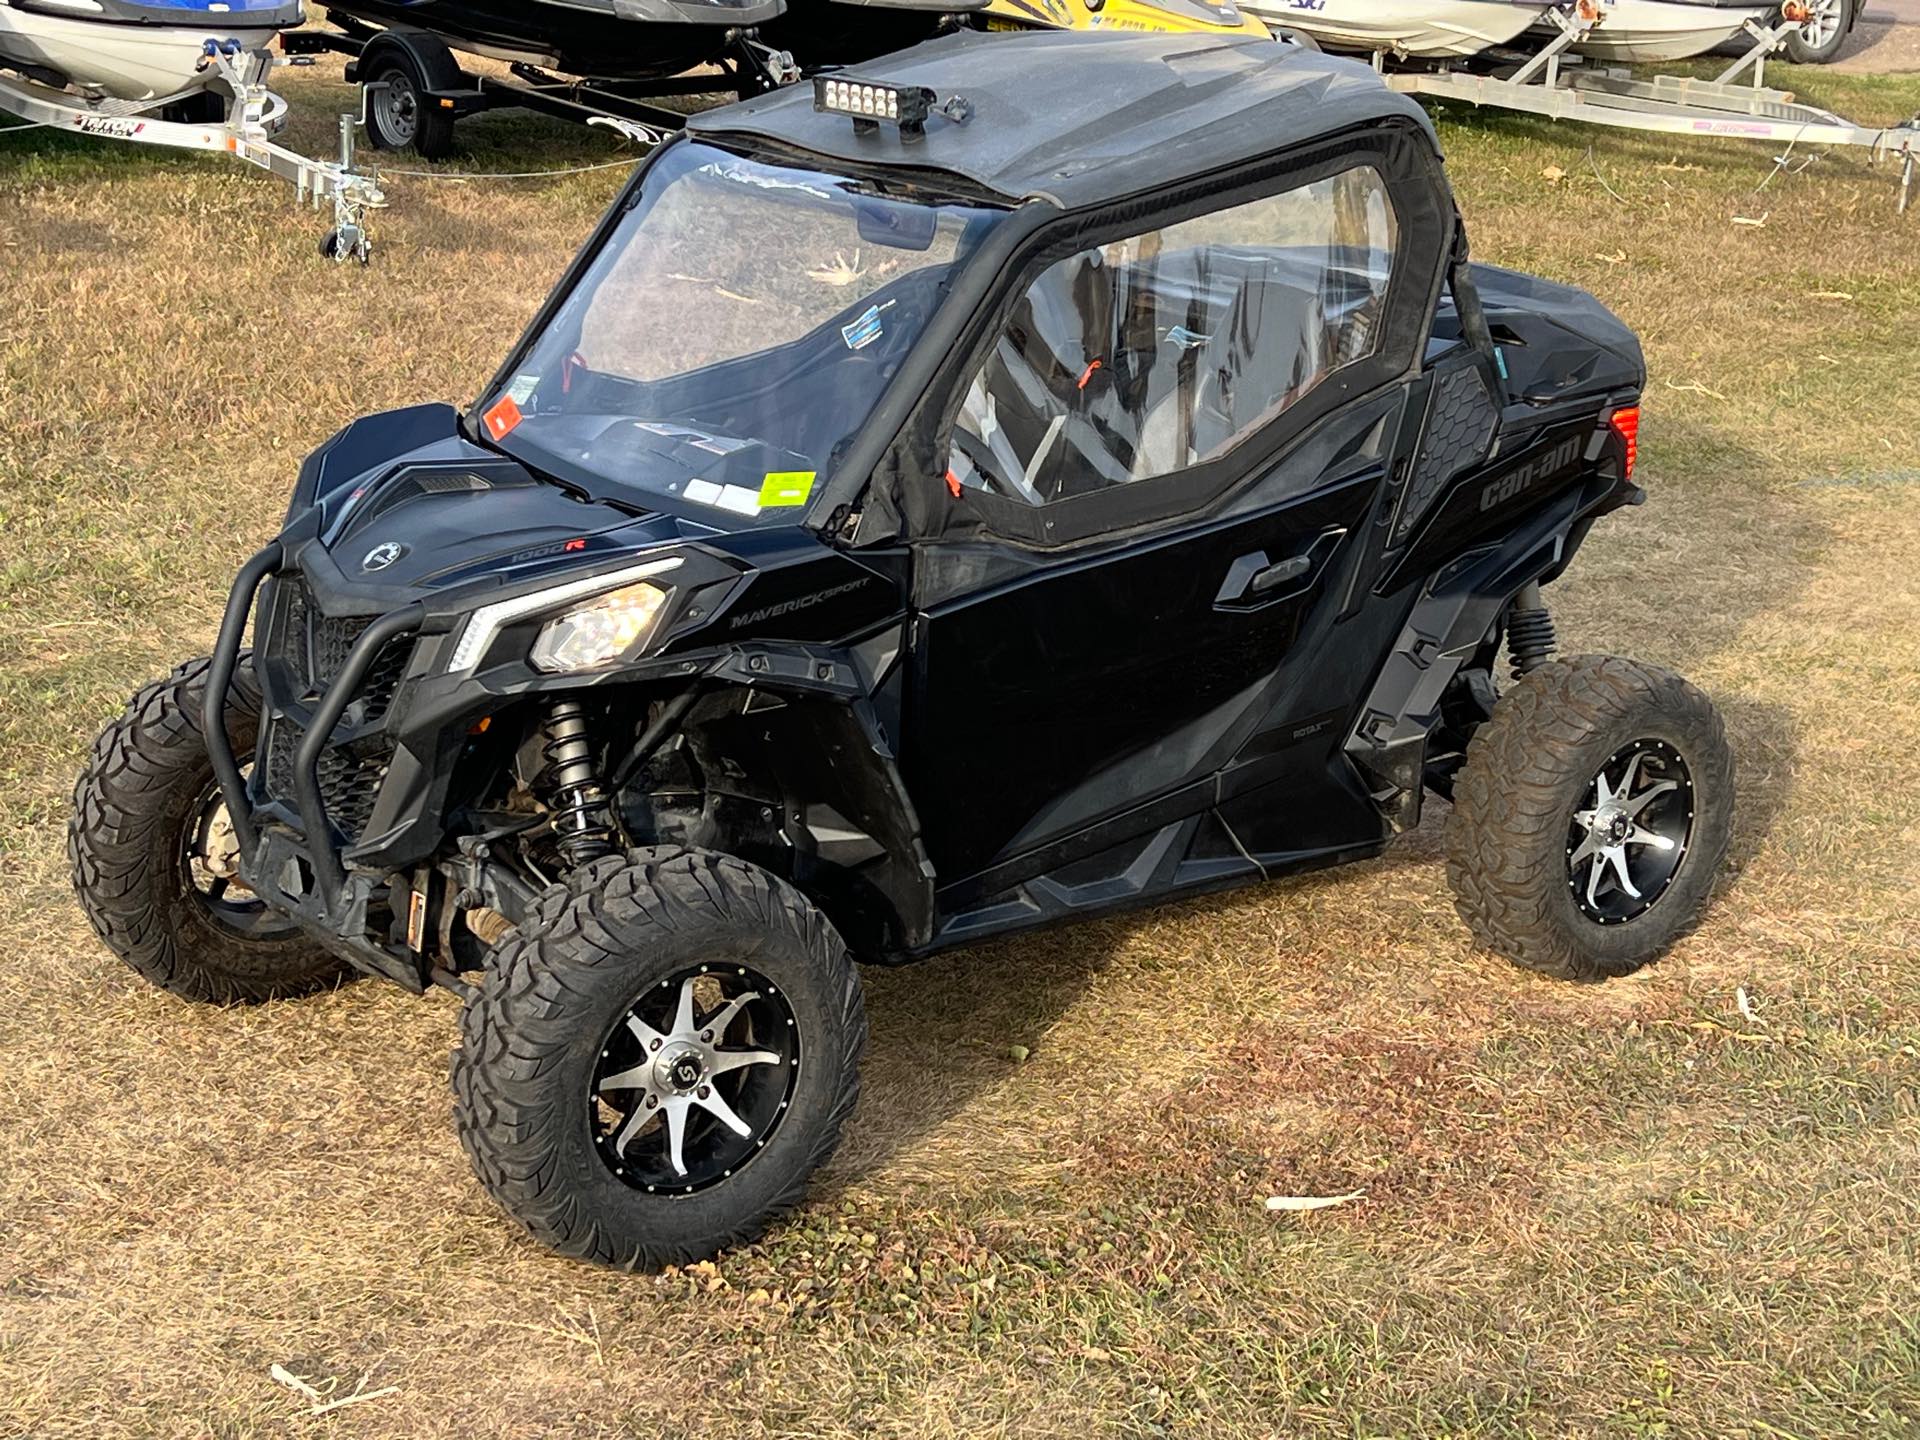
73 30 1734 1270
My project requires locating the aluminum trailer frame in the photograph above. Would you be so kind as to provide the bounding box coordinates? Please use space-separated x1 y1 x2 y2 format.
1383 9 1920 211
0 41 386 259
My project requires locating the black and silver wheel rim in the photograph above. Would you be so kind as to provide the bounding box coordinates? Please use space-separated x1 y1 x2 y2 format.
180 773 289 938
372 68 420 147
590 965 800 1195
1567 739 1695 925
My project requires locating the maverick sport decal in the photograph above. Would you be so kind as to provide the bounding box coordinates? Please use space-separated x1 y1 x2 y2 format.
728 576 873 630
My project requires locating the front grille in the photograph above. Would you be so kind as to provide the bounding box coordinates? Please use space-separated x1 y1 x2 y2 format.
264 718 393 843
280 582 365 692
257 576 414 845
359 634 411 725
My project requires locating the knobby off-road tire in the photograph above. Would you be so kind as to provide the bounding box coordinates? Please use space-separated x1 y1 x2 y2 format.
1445 655 1734 983
451 847 866 1269
69 655 349 1003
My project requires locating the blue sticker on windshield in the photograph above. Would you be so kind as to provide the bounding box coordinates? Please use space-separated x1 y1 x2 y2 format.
841 299 895 351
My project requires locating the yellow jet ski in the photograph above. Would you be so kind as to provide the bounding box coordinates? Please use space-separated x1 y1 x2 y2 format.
765 0 1267 68
981 0 1268 37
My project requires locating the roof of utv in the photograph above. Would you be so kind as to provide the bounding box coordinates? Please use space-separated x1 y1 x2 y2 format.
683 30 1438 211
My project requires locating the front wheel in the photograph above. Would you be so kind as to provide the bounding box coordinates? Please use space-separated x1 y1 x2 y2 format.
451 847 866 1269
1444 655 1734 983
69 656 350 1003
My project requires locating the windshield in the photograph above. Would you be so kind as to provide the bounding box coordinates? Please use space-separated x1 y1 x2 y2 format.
479 140 1003 526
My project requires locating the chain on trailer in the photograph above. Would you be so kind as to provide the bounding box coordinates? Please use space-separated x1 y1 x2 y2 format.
0 38 388 260
1376 4 1920 214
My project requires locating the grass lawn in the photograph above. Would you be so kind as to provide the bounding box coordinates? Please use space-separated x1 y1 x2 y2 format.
1 54 1917 1440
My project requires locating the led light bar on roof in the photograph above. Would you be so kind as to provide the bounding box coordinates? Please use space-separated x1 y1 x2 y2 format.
813 76 944 139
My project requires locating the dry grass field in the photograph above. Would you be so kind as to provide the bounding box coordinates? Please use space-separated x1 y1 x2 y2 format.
2 48 1918 1440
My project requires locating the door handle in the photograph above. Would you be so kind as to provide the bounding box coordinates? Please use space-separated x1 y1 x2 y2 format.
1214 527 1347 609
1248 554 1312 594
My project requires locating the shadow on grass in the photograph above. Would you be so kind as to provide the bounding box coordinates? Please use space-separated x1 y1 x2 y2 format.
829 835 1464 1190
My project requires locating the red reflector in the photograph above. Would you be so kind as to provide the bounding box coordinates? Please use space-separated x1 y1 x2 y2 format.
482 395 522 442
1609 406 1640 479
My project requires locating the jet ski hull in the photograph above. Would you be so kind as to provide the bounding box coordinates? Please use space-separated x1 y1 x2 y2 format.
0 1 297 102
1532 0 1772 61
1244 0 1551 57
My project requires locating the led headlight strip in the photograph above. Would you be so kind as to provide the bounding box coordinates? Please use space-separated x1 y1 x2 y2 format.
813 76 941 134
446 555 683 674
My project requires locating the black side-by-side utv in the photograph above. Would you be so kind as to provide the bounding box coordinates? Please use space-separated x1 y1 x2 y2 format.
72 31 1733 1269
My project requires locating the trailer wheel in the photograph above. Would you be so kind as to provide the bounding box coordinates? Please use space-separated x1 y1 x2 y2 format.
160 90 227 126
1781 0 1851 64
361 39 458 159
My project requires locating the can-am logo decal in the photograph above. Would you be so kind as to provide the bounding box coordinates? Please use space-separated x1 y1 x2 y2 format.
361 541 407 572
729 577 871 630
1478 435 1583 512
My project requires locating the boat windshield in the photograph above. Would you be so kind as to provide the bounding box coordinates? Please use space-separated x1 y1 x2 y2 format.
477 140 1004 527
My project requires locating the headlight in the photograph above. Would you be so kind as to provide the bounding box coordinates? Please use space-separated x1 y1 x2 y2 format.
446 556 683 674
529 580 672 673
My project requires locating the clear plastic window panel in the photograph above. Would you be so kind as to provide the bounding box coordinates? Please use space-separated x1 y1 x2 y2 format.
949 167 1398 507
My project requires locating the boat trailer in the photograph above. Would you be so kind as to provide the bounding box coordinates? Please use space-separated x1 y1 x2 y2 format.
1383 7 1920 212
280 17 792 160
0 40 387 260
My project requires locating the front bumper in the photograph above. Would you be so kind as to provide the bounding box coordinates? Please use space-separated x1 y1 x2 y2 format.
204 541 433 984
202 529 768 985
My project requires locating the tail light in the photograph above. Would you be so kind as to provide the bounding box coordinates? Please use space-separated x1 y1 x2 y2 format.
1608 406 1640 479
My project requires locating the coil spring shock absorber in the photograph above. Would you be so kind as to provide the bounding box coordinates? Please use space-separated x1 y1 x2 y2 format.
1506 580 1558 680
541 699 614 866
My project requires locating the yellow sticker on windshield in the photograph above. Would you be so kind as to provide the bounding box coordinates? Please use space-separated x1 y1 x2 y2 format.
759 471 816 507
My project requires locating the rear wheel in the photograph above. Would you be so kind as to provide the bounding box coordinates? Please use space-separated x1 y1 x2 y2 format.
451 847 866 1269
1444 655 1734 983
69 656 349 1004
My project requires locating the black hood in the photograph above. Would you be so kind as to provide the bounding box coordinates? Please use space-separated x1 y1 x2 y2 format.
287 403 709 613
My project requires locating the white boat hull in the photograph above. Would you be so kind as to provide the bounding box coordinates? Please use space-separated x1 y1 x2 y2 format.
1245 0 1552 58
1532 0 1772 62
0 6 281 102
